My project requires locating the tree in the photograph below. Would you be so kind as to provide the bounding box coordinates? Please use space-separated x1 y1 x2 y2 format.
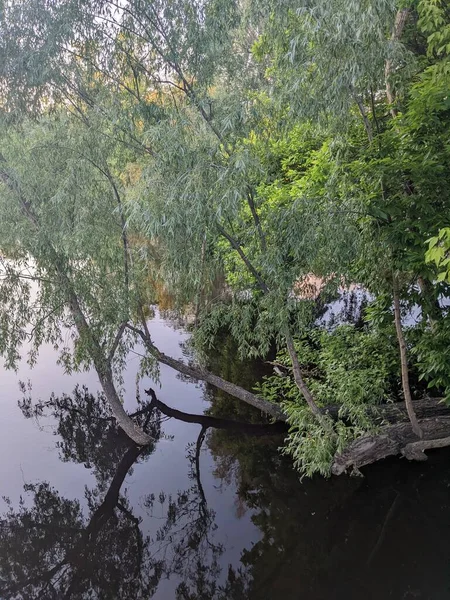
0 0 450 474
0 0 326 422
0 106 282 450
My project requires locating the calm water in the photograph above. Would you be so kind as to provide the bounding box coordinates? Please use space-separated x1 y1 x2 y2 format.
1 312 450 600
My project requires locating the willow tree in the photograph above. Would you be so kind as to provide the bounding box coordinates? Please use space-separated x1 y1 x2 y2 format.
0 0 421 429
0 101 283 447
0 0 326 423
0 112 158 444
2 0 450 473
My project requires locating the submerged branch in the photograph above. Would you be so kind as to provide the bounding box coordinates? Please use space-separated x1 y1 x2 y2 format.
144 388 287 433
127 322 286 420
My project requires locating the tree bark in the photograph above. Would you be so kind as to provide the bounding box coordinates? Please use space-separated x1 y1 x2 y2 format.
332 415 450 475
129 323 286 421
402 435 450 461
64 292 152 445
194 234 207 326
392 276 422 438
97 370 153 445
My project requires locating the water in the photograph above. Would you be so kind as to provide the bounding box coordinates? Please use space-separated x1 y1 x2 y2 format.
1 312 450 599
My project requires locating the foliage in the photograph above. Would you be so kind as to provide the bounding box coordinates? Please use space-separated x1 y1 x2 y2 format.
257 325 400 475
0 0 449 473
413 312 450 401
426 228 450 283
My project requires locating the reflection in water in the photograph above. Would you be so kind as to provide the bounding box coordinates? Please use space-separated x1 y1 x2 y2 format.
0 387 282 599
1 338 450 598
0 389 163 599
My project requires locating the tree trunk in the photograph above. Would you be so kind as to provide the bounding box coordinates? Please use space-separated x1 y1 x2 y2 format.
284 329 322 417
216 221 321 422
392 276 422 438
98 370 153 445
130 323 286 421
385 8 410 118
332 415 450 475
194 234 207 327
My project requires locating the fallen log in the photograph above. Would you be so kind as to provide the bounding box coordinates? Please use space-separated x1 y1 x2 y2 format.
332 413 450 475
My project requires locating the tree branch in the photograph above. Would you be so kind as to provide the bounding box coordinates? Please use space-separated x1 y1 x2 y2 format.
216 223 269 293
126 322 286 420
385 8 410 118
246 186 267 252
107 321 127 366
145 388 287 431
402 435 450 461
350 87 373 143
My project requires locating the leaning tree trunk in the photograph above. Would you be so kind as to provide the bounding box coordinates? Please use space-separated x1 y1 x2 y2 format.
65 293 153 445
50 252 153 445
0 157 154 446
97 369 153 445
392 276 422 438
130 322 286 421
284 329 322 417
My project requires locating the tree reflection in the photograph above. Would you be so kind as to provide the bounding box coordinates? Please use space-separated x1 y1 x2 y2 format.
1 386 280 599
5 382 393 600
0 389 163 599
2 380 391 600
205 422 450 600
19 384 157 484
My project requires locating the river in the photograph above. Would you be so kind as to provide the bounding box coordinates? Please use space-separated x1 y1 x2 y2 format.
0 311 449 599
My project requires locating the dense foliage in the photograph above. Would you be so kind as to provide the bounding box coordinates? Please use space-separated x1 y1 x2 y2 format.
0 0 449 474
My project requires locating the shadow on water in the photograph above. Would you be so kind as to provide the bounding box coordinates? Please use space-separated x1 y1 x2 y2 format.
0 329 450 598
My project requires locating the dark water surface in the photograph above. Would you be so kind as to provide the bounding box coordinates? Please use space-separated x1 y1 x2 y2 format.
1 313 450 600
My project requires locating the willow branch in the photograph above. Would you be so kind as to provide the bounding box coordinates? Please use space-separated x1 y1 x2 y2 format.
246 186 267 252
107 321 127 366
216 224 269 293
